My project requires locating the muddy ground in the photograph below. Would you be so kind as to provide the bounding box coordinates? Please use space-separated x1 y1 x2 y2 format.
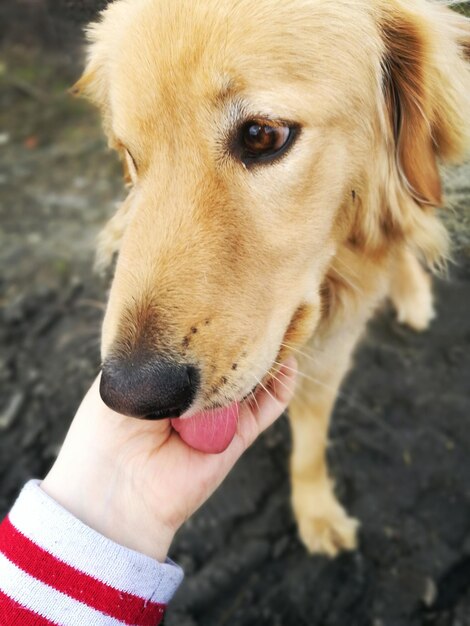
1 28 470 626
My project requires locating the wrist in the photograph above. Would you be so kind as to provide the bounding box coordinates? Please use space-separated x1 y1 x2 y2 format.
42 452 175 562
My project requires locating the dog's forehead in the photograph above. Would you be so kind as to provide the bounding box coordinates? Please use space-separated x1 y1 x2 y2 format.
103 0 381 135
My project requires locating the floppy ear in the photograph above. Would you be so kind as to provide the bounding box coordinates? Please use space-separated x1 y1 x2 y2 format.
70 30 134 182
70 10 136 268
69 68 98 99
380 0 470 208
69 9 119 144
70 21 110 111
381 6 441 207
349 1 470 267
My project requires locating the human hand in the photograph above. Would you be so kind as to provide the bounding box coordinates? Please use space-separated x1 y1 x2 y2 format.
42 358 297 562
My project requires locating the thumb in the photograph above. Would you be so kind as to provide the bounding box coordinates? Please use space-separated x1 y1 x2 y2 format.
237 356 298 447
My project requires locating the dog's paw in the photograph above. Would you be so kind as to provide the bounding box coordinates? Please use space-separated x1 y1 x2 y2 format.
391 255 435 332
394 282 435 332
296 504 359 557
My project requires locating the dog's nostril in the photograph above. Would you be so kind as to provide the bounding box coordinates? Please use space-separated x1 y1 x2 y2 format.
100 355 200 420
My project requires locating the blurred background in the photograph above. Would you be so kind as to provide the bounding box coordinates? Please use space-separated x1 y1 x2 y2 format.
1 2 470 624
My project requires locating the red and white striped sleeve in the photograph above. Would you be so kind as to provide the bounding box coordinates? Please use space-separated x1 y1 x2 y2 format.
0 480 184 626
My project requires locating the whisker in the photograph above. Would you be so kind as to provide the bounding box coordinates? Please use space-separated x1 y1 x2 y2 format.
249 389 261 414
272 361 402 443
270 372 295 397
275 361 345 395
334 254 360 278
249 373 277 405
210 406 217 440
274 362 377 421
76 298 107 311
281 339 324 354
273 362 338 393
330 265 362 294
279 341 324 364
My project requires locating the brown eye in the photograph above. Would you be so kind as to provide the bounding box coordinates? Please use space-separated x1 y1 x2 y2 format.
237 120 297 166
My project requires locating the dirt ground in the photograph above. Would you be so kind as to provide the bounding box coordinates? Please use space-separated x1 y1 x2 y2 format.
1 35 470 626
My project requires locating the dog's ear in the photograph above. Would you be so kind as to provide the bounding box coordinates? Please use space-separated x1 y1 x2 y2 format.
69 68 98 99
381 6 441 207
350 1 470 267
69 11 117 143
70 33 133 183
70 60 111 130
380 1 470 208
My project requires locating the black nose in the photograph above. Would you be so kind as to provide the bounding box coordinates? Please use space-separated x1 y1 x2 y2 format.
100 355 200 419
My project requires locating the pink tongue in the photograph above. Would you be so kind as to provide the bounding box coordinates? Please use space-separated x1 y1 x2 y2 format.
171 402 239 454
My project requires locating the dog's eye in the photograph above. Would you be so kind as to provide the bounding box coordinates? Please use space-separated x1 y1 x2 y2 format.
238 120 296 166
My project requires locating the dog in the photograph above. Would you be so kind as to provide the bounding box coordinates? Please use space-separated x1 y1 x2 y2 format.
73 0 470 556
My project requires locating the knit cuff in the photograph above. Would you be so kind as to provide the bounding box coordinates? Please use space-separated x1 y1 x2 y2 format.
0 480 183 625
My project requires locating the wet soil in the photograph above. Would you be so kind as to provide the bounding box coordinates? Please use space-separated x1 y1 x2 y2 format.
1 43 470 626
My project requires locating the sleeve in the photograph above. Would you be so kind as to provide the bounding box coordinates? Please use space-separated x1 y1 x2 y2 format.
0 480 184 626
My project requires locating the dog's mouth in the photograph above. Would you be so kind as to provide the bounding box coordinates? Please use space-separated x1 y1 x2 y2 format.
152 305 306 454
146 406 186 420
169 319 299 454
170 361 282 454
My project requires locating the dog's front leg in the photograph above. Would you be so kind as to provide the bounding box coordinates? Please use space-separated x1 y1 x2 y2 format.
389 248 435 332
288 327 362 556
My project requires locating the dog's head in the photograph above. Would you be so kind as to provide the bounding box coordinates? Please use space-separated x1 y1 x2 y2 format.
75 0 470 435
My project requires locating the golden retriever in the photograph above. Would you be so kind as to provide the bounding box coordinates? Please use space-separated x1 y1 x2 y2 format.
73 0 470 556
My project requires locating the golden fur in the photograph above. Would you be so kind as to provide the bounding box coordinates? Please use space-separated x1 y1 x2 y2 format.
76 0 470 555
